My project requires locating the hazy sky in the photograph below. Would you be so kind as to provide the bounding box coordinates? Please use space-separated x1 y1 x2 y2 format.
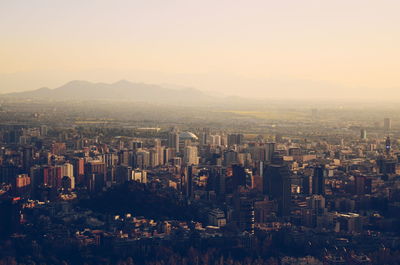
1 0 399 100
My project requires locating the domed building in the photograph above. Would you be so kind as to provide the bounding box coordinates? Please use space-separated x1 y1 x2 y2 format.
179 131 199 141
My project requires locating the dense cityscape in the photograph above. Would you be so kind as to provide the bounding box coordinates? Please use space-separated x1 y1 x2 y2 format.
2 0 400 264
0 99 400 264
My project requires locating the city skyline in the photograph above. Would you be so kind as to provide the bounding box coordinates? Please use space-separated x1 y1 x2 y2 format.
2 1 400 264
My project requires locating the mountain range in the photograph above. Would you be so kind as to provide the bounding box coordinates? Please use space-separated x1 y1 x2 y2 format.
1 80 213 104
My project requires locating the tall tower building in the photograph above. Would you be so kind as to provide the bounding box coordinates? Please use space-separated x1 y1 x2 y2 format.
265 142 276 162
312 166 325 195
232 164 246 190
184 146 198 165
199 128 211 146
22 146 34 173
384 118 391 131
302 175 312 195
149 149 159 167
233 195 255 234
360 129 367 140
168 128 180 153
182 165 193 198
209 167 225 198
385 136 391 155
263 164 291 216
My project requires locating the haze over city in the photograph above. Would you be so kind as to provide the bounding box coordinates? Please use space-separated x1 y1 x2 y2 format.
1 0 400 100
3 1 400 265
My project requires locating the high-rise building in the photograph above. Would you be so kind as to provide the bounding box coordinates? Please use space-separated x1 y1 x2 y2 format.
232 164 246 190
134 150 150 169
156 146 165 165
59 163 73 178
182 165 193 198
312 166 325 195
118 149 130 166
306 195 326 215
102 153 118 167
301 174 312 195
263 164 291 216
209 135 221 146
168 128 180 153
149 149 159 167
384 118 391 131
59 163 75 189
254 197 276 223
164 147 172 165
377 157 396 175
14 174 31 197
183 146 198 165
208 208 226 227
208 167 225 198
224 149 238 166
199 128 211 146
29 166 42 197
0 197 22 237
360 129 367 140
43 166 62 189
249 145 265 161
85 161 106 176
116 165 132 184
302 195 326 228
233 195 255 234
172 157 182 167
227 133 244 146
385 136 391 155
85 161 106 190
130 140 143 150
0 164 20 184
72 158 85 185
87 173 105 193
132 169 147 184
355 175 372 195
153 138 161 148
265 143 276 162
40 125 48 137
22 146 34 173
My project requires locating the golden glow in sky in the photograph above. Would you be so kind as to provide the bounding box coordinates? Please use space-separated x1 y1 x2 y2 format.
0 0 399 99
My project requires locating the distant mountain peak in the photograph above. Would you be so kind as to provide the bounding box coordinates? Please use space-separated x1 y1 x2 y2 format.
62 80 92 86
2 80 212 105
37 87 51 91
113 79 131 85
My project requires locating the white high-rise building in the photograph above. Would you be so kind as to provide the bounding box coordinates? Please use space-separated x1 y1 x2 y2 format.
150 149 159 167
58 163 75 189
132 169 147 184
184 146 198 165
